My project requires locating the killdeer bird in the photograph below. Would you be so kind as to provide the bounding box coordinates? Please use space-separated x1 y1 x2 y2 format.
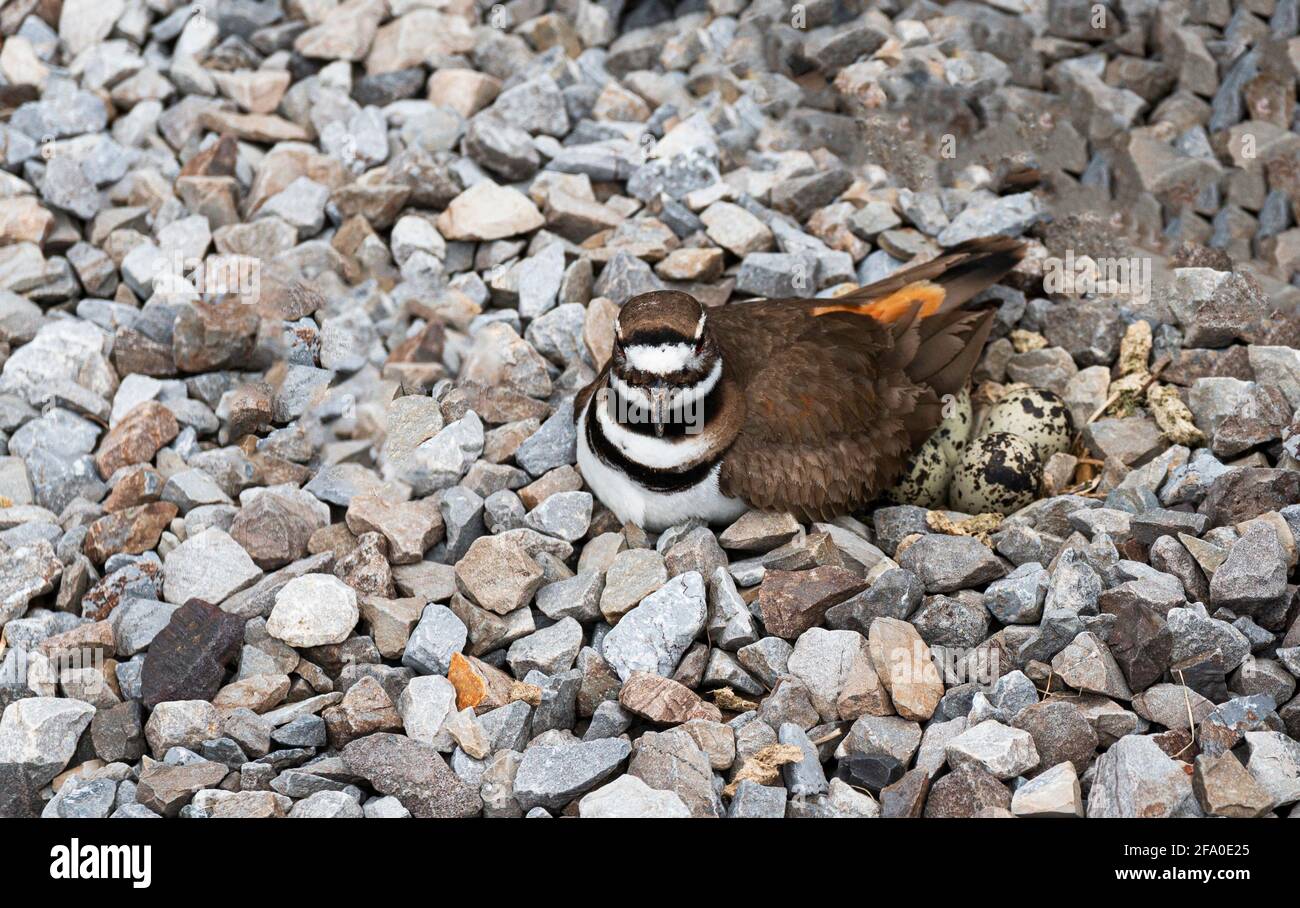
576 236 1026 531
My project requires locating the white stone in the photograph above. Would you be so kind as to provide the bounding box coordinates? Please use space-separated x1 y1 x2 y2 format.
578 774 691 818
398 674 458 750
267 574 360 647
1011 762 1084 817
945 720 1040 779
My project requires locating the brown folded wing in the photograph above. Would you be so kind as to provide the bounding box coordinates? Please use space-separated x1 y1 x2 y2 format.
709 236 1020 520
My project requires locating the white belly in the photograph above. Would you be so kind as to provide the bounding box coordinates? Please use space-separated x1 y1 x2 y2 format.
576 408 748 533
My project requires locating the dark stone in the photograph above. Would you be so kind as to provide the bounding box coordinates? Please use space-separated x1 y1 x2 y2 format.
1099 585 1174 691
90 700 146 763
1128 509 1209 545
1172 652 1230 704
836 753 905 794
140 600 246 708
825 567 923 631
922 765 1011 817
1199 468 1300 527
341 733 482 818
0 763 41 818
351 67 426 106
1011 700 1098 776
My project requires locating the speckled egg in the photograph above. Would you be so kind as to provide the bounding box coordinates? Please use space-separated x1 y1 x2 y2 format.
886 388 974 508
933 387 972 465
949 431 1044 515
886 432 951 509
980 387 1073 461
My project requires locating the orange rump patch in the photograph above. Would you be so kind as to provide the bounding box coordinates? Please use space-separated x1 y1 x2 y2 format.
811 280 947 324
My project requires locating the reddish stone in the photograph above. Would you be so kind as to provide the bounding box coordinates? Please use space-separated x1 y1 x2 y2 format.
95 402 180 479
618 671 722 724
84 502 178 565
758 566 868 639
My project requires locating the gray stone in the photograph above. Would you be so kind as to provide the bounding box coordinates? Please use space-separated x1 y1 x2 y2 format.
897 534 1006 593
1087 734 1201 818
513 738 631 811
401 604 468 676
601 571 706 681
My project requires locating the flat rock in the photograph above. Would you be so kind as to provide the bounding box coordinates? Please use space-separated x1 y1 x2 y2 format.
578 774 690 818
897 535 1007 593
341 732 482 818
514 737 632 812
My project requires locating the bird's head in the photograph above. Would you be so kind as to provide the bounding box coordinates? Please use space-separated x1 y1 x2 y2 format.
609 291 719 437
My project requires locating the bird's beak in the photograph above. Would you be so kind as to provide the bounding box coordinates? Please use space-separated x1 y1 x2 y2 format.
648 385 672 437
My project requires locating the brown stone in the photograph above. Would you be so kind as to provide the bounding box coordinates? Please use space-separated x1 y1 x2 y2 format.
209 792 287 818
758 566 868 639
344 494 444 564
199 109 311 143
922 765 1012 817
1199 467 1300 527
1193 751 1272 818
172 299 260 372
0 195 53 245
223 384 273 439
335 531 395 597
103 466 165 511
322 676 402 747
1011 700 1099 777
136 757 229 817
837 647 894 720
308 523 358 561
577 647 622 718
880 768 931 817
448 652 515 714
212 673 290 714
359 596 425 659
95 402 179 478
455 534 545 615
83 502 178 565
618 671 722 724
518 466 584 510
212 69 291 115
180 134 239 178
38 620 115 661
229 494 316 569
112 327 177 377
341 732 482 818
426 68 500 118
655 247 725 282
867 617 944 721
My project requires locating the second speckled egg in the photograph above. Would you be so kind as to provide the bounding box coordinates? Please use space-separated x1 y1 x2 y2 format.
980 387 1074 461
949 431 1044 515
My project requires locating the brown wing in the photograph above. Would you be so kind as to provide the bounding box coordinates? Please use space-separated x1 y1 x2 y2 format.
709 236 1019 520
710 301 928 521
